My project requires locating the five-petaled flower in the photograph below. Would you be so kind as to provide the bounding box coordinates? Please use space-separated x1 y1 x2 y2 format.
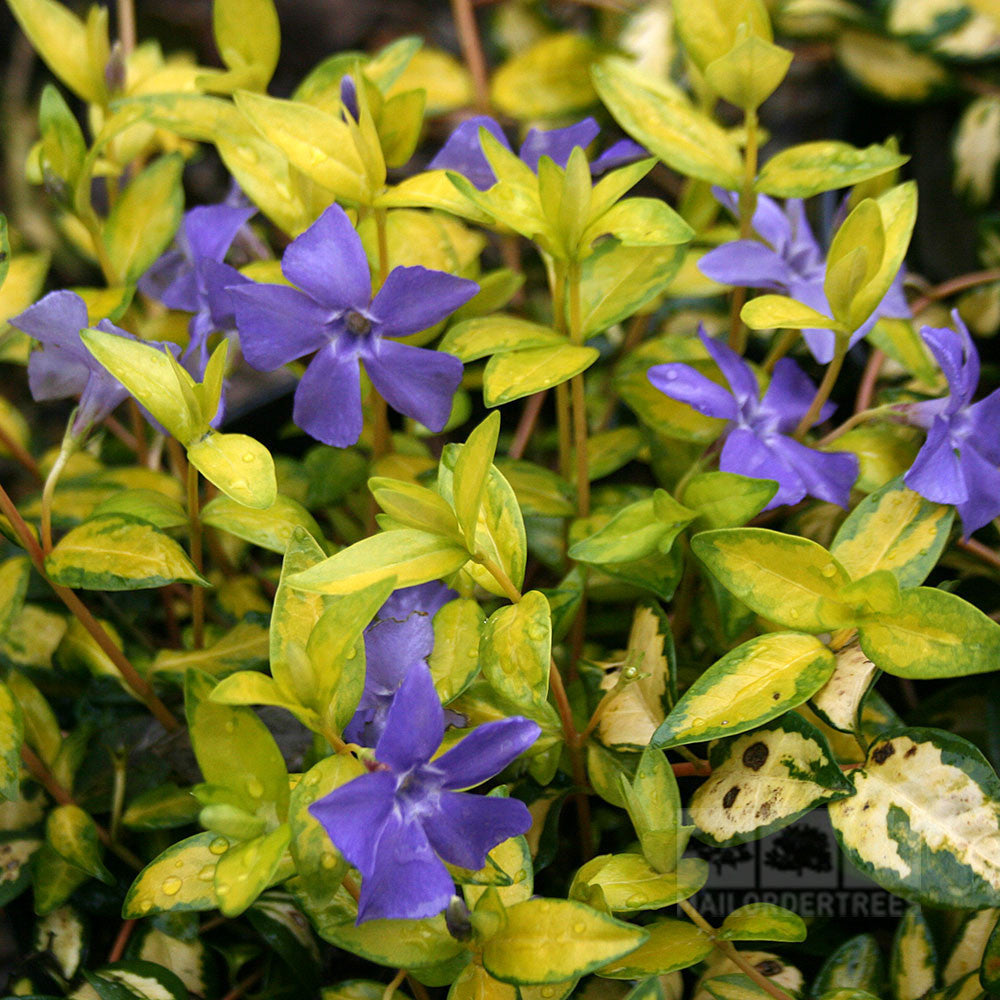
699 190 909 364
229 204 478 447
139 201 254 375
649 327 859 508
428 115 644 190
903 311 1000 534
11 290 173 437
310 662 539 923
345 581 457 748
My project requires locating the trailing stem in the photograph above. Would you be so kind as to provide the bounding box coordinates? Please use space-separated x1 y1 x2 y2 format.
794 335 848 439
187 462 205 650
728 109 759 355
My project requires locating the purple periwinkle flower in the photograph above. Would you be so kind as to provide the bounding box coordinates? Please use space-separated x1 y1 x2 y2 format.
649 327 859 508
310 663 539 922
11 290 147 436
139 202 254 374
229 204 477 447
344 581 457 748
428 115 645 191
700 190 909 364
903 312 1000 534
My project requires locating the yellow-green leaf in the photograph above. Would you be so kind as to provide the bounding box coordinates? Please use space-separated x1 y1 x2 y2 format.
718 903 806 942
741 294 836 331
45 515 206 591
483 344 599 407
571 854 708 912
704 35 793 111
480 591 551 708
187 432 277 510
428 598 483 703
151 622 269 681
123 832 229 917
214 824 290 917
439 316 563 363
755 140 910 198
201 493 323 553
810 640 879 734
213 0 280 90
0 680 24 800
45 804 112 883
491 33 597 119
597 918 712 978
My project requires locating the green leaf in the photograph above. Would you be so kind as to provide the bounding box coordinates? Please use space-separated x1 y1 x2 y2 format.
201 493 323 553
681 472 777 530
584 197 694 249
570 854 707 912
0 214 8 289
857 586 1000 679
248 893 320 986
482 898 647 984
214 824 291 917
187 432 277 510
890 905 936 1000
705 36 793 112
569 491 695 564
134 927 212 997
454 412 501 552
32 843 89 915
34 905 86 979
322 916 465 969
830 727 1000 908
586 427 645 481
121 784 200 831
741 294 836 331
0 835 41 906
39 85 87 188
578 243 685 338
689 712 853 846
756 140 910 198
592 57 743 187
692 527 855 632
718 903 806 942
45 515 206 591
480 591 551 708
7 0 107 103
810 640 879 734
91 489 187 529
428 598 483 702
0 680 24 800
597 918 712 978
151 622 269 681
6 672 60 767
103 155 184 284
491 33 597 119
370 478 464 547
439 316 563 362
495 461 574 519
652 632 836 748
86 961 188 1000
0 555 31 640
814 935 884 995
185 670 289 819
213 0 280 90
287 529 470 595
123 832 229 917
45 804 112 883
830 475 953 588
483 344 599 407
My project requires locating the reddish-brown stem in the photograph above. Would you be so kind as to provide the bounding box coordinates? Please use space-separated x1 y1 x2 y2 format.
959 536 1000 572
0 420 42 482
108 920 136 962
671 761 711 777
854 348 886 414
103 414 139 453
128 399 148 466
909 266 1000 316
449 0 490 113
220 966 266 1000
509 390 547 461
0 480 181 731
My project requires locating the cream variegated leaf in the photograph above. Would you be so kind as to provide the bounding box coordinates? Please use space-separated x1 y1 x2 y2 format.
689 712 853 847
942 908 999 985
830 728 1000 908
810 640 880 734
891 905 936 1000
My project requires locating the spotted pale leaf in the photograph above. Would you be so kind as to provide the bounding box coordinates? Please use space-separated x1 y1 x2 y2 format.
123 832 230 917
830 728 1000 908
689 711 853 847
943 909 999 986
810 640 880 734
652 632 836 748
890 905 936 1000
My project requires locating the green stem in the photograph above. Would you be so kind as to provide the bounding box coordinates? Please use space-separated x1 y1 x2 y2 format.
567 261 590 520
186 463 204 650
817 403 903 446
449 0 490 113
728 109 759 354
794 335 849 440
762 328 799 373
40 428 79 555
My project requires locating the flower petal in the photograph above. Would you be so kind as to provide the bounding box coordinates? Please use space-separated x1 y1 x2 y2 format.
75 368 130 431
699 329 759 409
905 416 967 505
379 582 456 622
364 615 435 695
355 811 455 922
282 204 371 310
424 792 532 870
201 259 251 333
11 290 91 360
27 349 89 402
767 435 858 508
647 363 738 421
184 204 256 263
139 251 199 312
375 662 444 773
436 717 541 791
720 427 805 509
590 138 647 175
230 283 332 370
519 118 600 171
698 241 792 291
969 388 1000 464
428 116 509 190
370 267 479 340
760 358 827 432
922 313 978 410
308 769 396 878
955 445 1000 535
293 347 363 447
364 340 464 433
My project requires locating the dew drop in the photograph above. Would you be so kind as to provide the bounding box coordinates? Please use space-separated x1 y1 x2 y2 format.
210 837 229 855
541 989 555 999
821 565 836 577
572 921 585 933
236 871 249 883
161 876 182 896
224 721 235 733
217 883 230 895
345 648 357 660
246 777 265 799
526 624 547 642
305 773 320 787
138 900 153 913
174 859 184 869
321 854 338 870
514 868 527 881
626 892 646 907
787 608 798 619
198 865 215 881
242 453 255 463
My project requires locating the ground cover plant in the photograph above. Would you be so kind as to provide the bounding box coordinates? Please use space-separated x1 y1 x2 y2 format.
6 0 1000 997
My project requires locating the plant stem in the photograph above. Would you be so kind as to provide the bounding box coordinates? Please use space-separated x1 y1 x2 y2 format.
555 381 573 481
382 969 406 1000
40 431 77 555
509 389 547 461
116 0 136 57
854 347 886 413
0 417 42 483
449 0 490 113
187 463 205 650
909 265 1000 315
959 536 1000 572
108 920 136 962
220 966 266 1000
817 404 902 446
728 109 759 354
794 335 848 439
21 744 144 870
678 899 794 1000
762 328 799 373
110 751 127 843
0 480 181 731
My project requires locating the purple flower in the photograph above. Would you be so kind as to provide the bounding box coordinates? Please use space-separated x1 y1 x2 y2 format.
12 291 147 436
310 663 539 922
428 115 645 191
344 581 457 748
229 204 477 447
903 312 1000 534
139 203 254 374
699 191 909 364
649 327 859 508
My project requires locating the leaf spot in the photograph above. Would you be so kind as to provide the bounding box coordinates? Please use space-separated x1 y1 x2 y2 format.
871 741 896 765
742 741 769 771
722 786 740 809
